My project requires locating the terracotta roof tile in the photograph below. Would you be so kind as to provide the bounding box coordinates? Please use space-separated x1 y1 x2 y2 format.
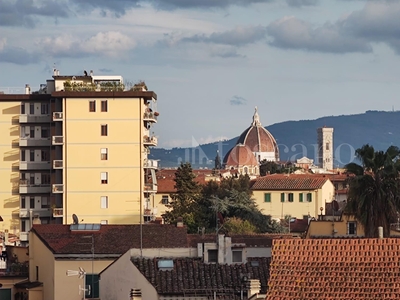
251 174 329 190
266 238 400 300
224 144 258 166
31 224 188 255
156 169 216 193
132 257 271 299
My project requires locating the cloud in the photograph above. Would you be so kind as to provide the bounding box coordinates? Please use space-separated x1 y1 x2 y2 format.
150 0 274 10
39 31 136 58
211 48 245 58
230 95 247 105
182 26 268 47
286 0 318 7
0 0 69 27
0 46 41 65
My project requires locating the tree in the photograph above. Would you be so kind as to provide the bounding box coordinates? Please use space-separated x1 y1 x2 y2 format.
345 144 400 237
223 217 257 234
163 162 201 233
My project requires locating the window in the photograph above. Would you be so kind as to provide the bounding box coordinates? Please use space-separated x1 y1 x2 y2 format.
326 142 330 150
29 103 34 114
41 150 49 161
208 250 218 263
30 150 35 161
41 197 49 209
347 222 357 235
288 193 294 202
299 193 303 202
21 196 26 209
41 103 49 115
232 250 243 263
101 125 108 136
100 148 108 160
280 193 285 202
101 172 108 184
307 193 312 202
89 100 96 112
100 220 108 225
264 193 271 203
157 260 174 270
42 174 50 184
41 127 49 138
21 220 26 232
21 150 26 162
101 100 108 112
21 104 25 114
30 197 35 209
30 127 35 138
101 196 108 208
85 274 99 298
30 173 35 184
161 195 169 205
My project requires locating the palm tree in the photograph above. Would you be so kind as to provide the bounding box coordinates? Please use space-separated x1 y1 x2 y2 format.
345 144 400 237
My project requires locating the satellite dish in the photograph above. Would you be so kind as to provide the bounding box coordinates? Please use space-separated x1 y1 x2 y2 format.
72 214 79 225
332 200 339 212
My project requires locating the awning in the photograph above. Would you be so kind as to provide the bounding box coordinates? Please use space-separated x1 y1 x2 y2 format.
14 280 43 289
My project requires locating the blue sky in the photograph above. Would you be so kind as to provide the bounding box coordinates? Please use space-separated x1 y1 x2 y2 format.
1 0 400 148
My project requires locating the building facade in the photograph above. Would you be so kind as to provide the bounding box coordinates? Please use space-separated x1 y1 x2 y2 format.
317 127 334 171
0 70 158 242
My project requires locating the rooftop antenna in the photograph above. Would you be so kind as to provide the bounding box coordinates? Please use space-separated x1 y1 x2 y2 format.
72 214 79 225
84 70 88 76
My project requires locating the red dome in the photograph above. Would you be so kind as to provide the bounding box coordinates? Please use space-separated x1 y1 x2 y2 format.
224 144 258 167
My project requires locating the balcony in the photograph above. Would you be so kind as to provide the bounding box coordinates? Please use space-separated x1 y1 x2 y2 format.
53 160 63 169
52 136 64 145
53 208 63 217
19 232 29 242
19 114 51 123
0 262 29 277
19 137 51 147
19 209 29 218
144 159 158 169
143 136 157 147
143 111 158 123
53 112 63 121
52 184 64 194
19 161 51 170
19 180 51 194
144 183 157 193
19 208 51 218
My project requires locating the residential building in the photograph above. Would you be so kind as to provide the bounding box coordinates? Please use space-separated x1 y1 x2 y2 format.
0 70 158 242
250 174 335 220
317 126 334 171
266 238 400 299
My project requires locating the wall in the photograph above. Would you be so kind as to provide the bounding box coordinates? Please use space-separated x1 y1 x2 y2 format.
153 193 170 217
0 101 20 234
306 215 365 238
130 248 198 258
100 250 159 300
63 97 143 224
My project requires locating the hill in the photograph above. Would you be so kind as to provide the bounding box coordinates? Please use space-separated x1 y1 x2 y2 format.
149 110 400 168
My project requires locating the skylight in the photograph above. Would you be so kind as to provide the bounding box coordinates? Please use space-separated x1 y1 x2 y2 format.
70 224 101 231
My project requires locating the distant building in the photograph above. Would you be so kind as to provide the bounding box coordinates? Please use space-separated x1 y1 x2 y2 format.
317 127 334 171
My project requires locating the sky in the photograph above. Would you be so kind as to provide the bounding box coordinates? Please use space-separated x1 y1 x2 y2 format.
1 0 400 148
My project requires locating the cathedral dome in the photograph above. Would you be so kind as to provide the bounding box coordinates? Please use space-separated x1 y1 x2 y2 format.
236 107 279 162
224 144 258 167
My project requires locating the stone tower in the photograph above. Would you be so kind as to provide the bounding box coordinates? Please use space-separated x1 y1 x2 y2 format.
317 127 334 170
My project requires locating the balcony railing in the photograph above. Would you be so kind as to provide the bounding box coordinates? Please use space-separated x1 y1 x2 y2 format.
144 183 157 193
53 112 63 121
0 262 29 277
143 159 158 169
19 137 51 147
52 184 64 194
19 180 51 194
19 232 29 242
143 136 157 146
19 208 51 218
19 209 29 218
19 114 51 123
19 161 51 170
53 208 63 217
52 136 64 145
143 111 158 123
53 160 63 169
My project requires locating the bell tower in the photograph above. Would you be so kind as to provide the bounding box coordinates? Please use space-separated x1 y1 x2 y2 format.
317 127 334 170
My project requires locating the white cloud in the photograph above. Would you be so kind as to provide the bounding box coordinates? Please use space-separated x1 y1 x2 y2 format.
0 38 6 50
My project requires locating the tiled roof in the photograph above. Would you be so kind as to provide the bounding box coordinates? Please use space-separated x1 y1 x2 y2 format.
132 257 271 299
251 174 329 190
224 144 258 166
266 238 400 300
236 126 278 154
288 219 308 233
156 169 214 193
31 224 188 255
187 234 293 248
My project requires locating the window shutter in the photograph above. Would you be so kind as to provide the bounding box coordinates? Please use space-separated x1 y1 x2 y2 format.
100 148 107 154
299 193 303 202
280 193 285 202
101 172 107 180
264 193 271 202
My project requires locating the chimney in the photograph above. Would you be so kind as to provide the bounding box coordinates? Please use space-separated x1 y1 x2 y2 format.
25 84 31 95
176 217 183 228
246 279 261 298
378 226 383 239
90 70 94 76
130 288 142 300
4 229 9 246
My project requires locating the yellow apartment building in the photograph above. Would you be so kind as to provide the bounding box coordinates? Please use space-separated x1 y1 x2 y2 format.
250 174 335 220
0 70 158 243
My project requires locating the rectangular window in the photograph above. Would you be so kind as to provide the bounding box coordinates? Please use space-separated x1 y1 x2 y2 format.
347 222 357 235
41 197 49 209
100 220 108 225
280 193 285 202
41 150 49 161
288 193 294 202
21 150 26 162
326 142 330 150
101 172 108 184
41 127 49 138
30 127 35 138
89 100 96 112
307 193 312 202
100 148 108 160
21 196 26 209
232 250 243 263
30 150 35 162
101 125 108 136
30 173 35 185
101 196 108 209
208 250 218 263
161 195 169 205
29 103 34 115
41 103 49 115
299 193 303 202
42 174 50 184
21 220 26 232
85 274 100 298
21 104 25 114
30 197 35 209
101 100 108 112
264 193 271 203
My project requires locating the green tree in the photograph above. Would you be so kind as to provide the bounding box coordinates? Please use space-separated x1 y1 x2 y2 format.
345 144 400 237
163 162 201 233
223 217 257 234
